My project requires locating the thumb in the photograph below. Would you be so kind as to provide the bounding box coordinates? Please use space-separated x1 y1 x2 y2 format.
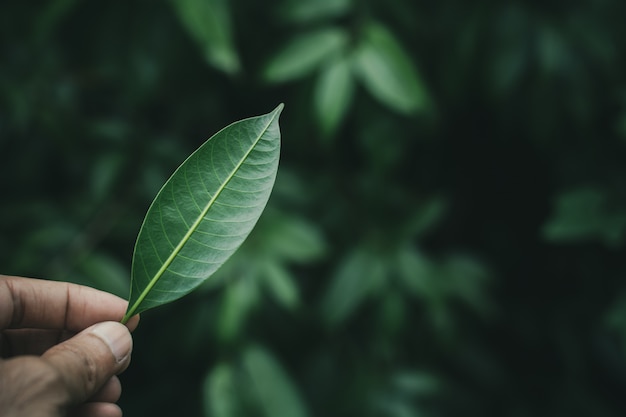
42 321 133 405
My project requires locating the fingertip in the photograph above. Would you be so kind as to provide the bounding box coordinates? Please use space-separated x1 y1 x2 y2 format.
41 321 134 404
89 322 133 366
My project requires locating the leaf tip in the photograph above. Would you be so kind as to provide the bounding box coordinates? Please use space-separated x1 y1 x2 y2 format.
273 103 285 116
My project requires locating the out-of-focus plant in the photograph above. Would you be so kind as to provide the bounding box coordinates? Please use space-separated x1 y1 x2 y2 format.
262 2 431 139
2 0 626 416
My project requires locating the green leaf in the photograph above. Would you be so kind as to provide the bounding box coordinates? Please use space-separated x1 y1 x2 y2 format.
261 260 299 310
314 55 355 137
321 247 387 326
278 0 352 23
244 345 310 417
203 362 240 417
353 22 430 115
34 0 78 43
122 105 283 323
263 28 349 83
488 6 529 96
77 253 129 298
402 196 448 239
392 371 440 396
395 246 436 297
261 211 327 262
217 272 260 342
171 0 240 75
542 186 626 246
89 152 125 201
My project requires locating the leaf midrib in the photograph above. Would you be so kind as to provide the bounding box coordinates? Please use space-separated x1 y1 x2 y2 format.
122 111 279 323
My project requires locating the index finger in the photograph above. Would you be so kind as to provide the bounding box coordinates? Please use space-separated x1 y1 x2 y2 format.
0 275 139 332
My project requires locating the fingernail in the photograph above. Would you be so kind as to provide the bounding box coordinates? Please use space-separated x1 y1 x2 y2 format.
89 321 133 363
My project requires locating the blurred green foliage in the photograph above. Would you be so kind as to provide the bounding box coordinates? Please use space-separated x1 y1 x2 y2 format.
1 0 626 416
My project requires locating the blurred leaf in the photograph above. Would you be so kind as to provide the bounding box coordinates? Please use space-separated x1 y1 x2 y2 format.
314 55 355 138
377 289 406 337
204 362 239 417
263 28 349 83
11 223 77 275
244 345 310 417
171 301 214 358
217 272 261 342
76 253 129 298
278 0 352 23
272 168 316 205
543 186 626 246
358 114 406 171
392 371 440 396
353 21 431 115
262 260 300 310
488 5 529 96
90 152 125 201
440 254 491 313
403 196 448 239
395 246 436 297
538 25 569 75
139 162 171 202
34 0 77 42
123 105 282 323
261 211 327 262
322 247 387 326
171 0 240 74
396 247 492 329
90 119 130 144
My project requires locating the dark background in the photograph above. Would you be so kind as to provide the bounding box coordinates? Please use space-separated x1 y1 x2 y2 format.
2 1 626 416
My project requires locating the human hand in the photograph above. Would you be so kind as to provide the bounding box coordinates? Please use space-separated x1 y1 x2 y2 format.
0 275 139 417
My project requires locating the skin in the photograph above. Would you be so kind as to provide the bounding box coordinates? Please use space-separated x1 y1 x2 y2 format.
0 275 139 417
